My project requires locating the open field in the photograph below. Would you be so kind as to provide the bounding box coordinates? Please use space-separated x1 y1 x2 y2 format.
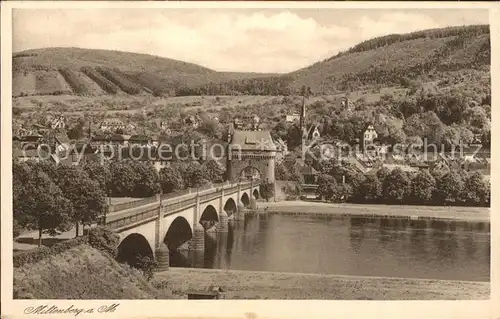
159 267 489 300
13 84 413 118
260 201 490 222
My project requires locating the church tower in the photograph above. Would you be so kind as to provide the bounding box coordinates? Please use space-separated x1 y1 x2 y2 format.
300 96 307 139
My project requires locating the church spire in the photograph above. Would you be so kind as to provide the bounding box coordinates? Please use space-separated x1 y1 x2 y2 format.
300 95 306 136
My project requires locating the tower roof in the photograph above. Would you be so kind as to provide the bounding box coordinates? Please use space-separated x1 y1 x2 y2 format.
230 130 276 151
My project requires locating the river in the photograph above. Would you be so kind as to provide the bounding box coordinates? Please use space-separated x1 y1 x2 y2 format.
169 213 490 281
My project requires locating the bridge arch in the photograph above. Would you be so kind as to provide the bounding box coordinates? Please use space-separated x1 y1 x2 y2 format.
164 216 193 251
239 166 261 181
253 189 260 199
224 198 237 216
200 205 218 230
241 192 250 207
117 233 154 269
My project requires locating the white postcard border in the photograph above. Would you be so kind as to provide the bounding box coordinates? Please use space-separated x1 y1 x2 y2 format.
1 1 499 319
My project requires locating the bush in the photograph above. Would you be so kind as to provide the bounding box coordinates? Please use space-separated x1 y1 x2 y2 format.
133 255 158 281
87 227 120 257
13 227 118 268
13 236 87 268
13 219 23 238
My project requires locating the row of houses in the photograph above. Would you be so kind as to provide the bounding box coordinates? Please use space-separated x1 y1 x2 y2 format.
13 128 229 171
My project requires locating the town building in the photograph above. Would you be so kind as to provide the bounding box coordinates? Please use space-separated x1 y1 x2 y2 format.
129 134 151 146
285 113 301 123
184 115 200 128
340 97 354 112
110 134 130 146
361 124 378 151
100 119 126 132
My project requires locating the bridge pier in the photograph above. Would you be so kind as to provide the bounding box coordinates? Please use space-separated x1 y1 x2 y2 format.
218 185 229 233
190 223 205 251
217 210 229 232
155 242 169 272
235 204 245 221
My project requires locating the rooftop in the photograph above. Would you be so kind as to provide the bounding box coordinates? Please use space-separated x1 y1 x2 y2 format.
230 130 276 151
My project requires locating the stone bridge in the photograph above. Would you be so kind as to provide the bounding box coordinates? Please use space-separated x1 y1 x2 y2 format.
104 180 261 270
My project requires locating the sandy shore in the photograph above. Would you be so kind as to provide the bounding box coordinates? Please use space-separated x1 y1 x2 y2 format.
156 268 489 300
258 201 489 222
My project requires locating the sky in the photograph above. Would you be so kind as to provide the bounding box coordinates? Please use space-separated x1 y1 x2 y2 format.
12 8 488 73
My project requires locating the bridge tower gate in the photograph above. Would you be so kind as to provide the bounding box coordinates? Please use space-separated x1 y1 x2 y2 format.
227 130 277 185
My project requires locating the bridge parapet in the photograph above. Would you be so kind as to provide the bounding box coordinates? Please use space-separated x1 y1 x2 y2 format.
105 180 260 230
113 195 159 212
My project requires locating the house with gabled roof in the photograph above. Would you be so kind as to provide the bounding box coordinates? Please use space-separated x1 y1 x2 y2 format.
100 119 126 132
129 134 151 146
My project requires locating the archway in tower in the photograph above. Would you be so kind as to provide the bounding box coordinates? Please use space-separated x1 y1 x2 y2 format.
241 193 250 207
199 205 219 231
224 198 237 217
117 234 154 269
239 166 261 181
164 216 193 251
253 189 260 199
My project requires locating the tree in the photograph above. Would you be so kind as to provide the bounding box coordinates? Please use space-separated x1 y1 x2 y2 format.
202 159 225 183
342 166 366 201
410 170 436 204
55 166 106 236
129 161 161 197
433 172 464 206
198 118 221 139
383 168 412 204
109 162 138 197
14 168 72 247
462 172 489 207
316 174 337 202
67 120 85 140
181 162 210 188
260 182 275 202
276 162 291 181
81 160 110 192
464 106 489 133
357 175 382 203
376 167 391 182
159 165 185 194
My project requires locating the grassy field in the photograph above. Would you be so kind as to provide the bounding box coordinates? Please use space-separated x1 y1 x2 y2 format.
158 267 489 300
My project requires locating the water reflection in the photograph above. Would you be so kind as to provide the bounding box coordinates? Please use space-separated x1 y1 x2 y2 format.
170 213 490 281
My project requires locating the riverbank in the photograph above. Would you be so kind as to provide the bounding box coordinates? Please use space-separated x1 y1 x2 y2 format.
156 268 489 300
258 201 489 222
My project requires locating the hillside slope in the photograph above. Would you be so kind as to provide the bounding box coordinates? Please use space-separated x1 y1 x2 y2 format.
14 244 167 299
12 25 490 98
289 25 490 93
163 25 491 96
13 47 275 97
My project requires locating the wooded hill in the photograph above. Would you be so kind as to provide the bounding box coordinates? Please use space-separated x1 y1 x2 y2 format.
13 25 490 97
